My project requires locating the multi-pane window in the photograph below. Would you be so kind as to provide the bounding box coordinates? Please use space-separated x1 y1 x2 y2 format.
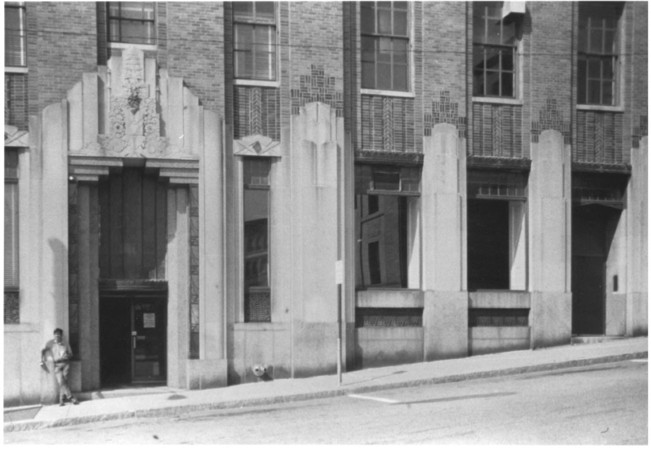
5 2 26 67
578 2 623 105
473 2 518 98
233 2 276 81
108 2 156 45
243 158 272 322
361 1 409 91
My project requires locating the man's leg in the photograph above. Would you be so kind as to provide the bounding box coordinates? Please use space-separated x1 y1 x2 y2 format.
59 363 78 404
54 365 67 405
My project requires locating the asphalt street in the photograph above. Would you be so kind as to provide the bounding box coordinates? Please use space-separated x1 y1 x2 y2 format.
5 359 647 444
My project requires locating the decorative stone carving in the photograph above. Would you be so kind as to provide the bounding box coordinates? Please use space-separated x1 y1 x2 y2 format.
234 134 281 157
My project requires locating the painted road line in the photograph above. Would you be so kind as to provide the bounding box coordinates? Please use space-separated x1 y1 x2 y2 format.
630 359 648 363
347 394 400 404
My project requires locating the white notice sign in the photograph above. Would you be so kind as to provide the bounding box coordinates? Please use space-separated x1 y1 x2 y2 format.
143 313 156 328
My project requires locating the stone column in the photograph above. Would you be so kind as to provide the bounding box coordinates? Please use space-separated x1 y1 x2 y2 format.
421 123 468 360
35 101 70 403
528 130 572 347
627 137 648 335
188 111 228 388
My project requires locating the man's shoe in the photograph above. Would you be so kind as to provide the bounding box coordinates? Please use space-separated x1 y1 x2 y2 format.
59 401 65 407
71 397 79 405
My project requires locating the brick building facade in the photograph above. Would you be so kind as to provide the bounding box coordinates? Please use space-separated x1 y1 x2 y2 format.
4 1 648 406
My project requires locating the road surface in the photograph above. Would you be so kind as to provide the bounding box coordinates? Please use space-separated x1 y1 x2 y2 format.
5 359 647 444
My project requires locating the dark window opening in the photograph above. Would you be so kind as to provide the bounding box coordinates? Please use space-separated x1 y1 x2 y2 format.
243 158 271 322
473 2 520 98
577 2 623 105
467 199 510 290
469 308 529 327
233 2 276 81
356 194 408 289
108 2 156 45
361 1 409 91
5 2 26 67
356 308 423 327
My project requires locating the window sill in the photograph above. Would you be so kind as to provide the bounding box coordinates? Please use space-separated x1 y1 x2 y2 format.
361 89 414 99
5 66 28 74
472 96 522 106
108 42 158 51
234 79 280 88
577 104 624 113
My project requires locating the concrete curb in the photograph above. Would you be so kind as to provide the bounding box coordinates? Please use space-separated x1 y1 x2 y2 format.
4 351 647 433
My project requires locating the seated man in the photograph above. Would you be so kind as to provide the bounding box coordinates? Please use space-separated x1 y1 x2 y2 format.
41 328 79 406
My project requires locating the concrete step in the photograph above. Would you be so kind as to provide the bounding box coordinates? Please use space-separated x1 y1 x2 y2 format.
571 335 626 345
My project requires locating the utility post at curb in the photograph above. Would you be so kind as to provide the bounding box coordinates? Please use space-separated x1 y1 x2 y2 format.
335 260 344 386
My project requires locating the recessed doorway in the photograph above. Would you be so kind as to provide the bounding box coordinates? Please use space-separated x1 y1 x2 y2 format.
100 293 167 387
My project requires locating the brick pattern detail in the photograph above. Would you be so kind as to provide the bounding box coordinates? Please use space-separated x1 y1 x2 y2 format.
424 91 467 138
166 3 224 115
4 291 20 324
68 183 80 356
290 64 343 117
234 87 280 141
361 95 415 152
471 103 523 158
5 73 29 130
576 110 624 164
189 185 200 359
245 289 271 323
531 99 571 144
632 115 648 148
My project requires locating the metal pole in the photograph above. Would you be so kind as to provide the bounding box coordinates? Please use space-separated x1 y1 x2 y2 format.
337 283 342 385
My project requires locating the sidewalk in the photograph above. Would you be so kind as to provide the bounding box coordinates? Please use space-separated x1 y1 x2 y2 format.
4 336 647 433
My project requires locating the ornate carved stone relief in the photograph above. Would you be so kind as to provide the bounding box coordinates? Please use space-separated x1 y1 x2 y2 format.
234 134 281 157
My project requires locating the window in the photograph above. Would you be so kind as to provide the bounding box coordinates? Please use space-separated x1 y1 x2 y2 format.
473 2 519 98
233 2 276 81
5 2 26 67
243 158 271 322
578 2 623 105
467 171 527 291
5 151 19 324
355 165 420 290
361 1 409 91
108 2 156 45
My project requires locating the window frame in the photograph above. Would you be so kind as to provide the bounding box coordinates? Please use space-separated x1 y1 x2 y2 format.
5 2 26 68
360 1 412 93
107 2 157 46
233 1 278 82
577 2 623 107
472 2 520 99
242 157 272 323
4 151 20 292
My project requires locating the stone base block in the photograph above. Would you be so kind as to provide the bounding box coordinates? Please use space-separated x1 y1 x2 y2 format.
186 359 228 390
629 292 648 336
469 326 530 356
355 327 423 369
530 292 572 348
292 322 338 378
423 291 468 360
605 293 627 336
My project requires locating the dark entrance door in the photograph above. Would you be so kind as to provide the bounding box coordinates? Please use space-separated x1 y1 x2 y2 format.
100 294 167 386
572 205 619 335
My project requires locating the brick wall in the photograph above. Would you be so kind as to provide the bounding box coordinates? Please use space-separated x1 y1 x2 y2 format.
423 2 467 135
5 73 29 130
167 2 224 116
629 1 648 150
27 2 97 116
288 1 343 123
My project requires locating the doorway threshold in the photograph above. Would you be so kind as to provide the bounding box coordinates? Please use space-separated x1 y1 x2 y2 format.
77 384 175 402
